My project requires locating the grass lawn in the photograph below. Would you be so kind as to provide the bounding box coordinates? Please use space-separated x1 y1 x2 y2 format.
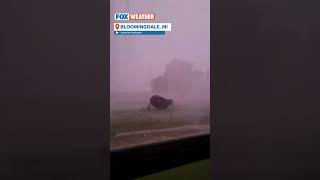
110 104 210 136
135 159 210 180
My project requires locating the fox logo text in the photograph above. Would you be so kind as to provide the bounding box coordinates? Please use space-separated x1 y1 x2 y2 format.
114 13 129 20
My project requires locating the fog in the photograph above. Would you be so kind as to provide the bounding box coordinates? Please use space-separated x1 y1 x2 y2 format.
110 0 210 107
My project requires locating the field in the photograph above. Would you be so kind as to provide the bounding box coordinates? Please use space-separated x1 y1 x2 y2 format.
110 93 210 150
135 159 210 180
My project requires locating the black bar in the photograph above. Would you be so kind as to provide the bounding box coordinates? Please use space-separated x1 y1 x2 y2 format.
110 134 210 180
0 0 108 179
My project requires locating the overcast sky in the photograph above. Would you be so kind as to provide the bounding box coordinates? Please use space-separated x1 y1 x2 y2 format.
110 0 210 93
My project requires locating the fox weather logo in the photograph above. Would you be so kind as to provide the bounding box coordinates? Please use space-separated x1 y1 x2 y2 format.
113 13 171 35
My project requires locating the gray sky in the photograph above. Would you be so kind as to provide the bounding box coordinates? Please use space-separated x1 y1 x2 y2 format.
111 0 210 93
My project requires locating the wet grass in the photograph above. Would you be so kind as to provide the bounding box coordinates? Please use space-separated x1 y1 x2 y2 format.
135 159 210 180
110 104 210 137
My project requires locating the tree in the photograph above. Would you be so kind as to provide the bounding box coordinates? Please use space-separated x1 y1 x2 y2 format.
151 59 195 98
151 76 168 94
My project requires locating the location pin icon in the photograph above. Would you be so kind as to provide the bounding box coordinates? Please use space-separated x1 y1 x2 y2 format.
115 24 120 30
